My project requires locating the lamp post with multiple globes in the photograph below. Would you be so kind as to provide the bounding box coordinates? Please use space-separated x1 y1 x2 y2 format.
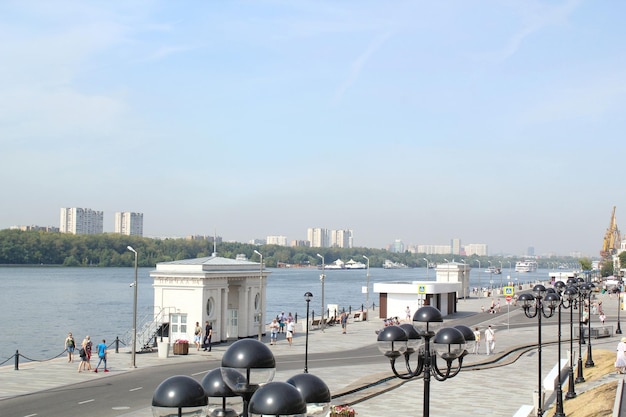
377 305 474 417
152 296 331 417
363 255 370 319
518 285 559 417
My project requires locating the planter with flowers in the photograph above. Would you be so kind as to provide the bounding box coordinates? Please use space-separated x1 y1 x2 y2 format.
330 405 356 417
173 339 189 355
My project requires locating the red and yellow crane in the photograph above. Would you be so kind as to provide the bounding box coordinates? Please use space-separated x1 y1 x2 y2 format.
601 206 621 258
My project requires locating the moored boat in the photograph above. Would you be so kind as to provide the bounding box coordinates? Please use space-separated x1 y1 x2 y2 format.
515 260 538 273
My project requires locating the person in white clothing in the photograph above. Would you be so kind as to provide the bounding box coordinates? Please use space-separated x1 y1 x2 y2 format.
473 327 481 354
485 325 495 355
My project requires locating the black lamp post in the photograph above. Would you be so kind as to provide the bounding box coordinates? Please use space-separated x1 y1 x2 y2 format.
152 375 208 417
585 283 596 367
248 382 307 417
304 291 313 373
377 306 472 417
215 338 330 417
286 373 331 416
220 339 276 417
617 282 623 335
575 279 589 383
565 279 579 400
519 284 559 417
201 368 239 417
552 281 576 416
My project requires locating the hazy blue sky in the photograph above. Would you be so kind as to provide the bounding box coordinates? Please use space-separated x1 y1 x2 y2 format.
1 0 624 257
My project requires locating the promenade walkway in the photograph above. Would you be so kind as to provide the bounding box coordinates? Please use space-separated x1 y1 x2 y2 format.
1 289 623 417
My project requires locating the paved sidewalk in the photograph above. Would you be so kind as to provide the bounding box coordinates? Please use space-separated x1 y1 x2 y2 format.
1 289 622 417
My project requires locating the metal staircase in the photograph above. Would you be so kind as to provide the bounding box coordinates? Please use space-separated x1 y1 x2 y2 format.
123 306 174 352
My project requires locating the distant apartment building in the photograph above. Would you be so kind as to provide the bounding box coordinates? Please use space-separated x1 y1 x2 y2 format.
186 235 223 244
291 240 310 247
11 225 60 232
266 235 288 246
389 239 405 253
416 244 452 255
114 212 144 236
464 243 488 256
60 207 103 235
451 238 461 255
307 227 330 248
331 229 353 248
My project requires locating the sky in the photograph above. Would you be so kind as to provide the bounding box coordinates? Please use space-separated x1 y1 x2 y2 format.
1 0 625 257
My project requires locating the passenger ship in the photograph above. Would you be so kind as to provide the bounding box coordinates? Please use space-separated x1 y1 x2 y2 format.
515 260 538 273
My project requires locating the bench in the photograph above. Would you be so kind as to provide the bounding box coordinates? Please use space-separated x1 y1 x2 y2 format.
311 319 321 329
353 312 361 321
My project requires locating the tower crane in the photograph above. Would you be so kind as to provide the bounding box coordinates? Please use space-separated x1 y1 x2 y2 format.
601 206 621 258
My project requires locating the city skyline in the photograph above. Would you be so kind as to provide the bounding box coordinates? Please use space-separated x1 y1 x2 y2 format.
1 1 625 257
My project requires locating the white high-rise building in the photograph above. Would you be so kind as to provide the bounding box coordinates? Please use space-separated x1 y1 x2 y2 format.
307 227 330 248
331 229 353 248
416 244 452 255
60 207 104 235
266 235 288 246
115 212 144 236
451 238 461 255
464 243 488 256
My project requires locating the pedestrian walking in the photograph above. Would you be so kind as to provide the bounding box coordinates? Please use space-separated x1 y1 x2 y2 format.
473 327 481 354
616 337 626 374
286 319 295 346
194 322 202 351
600 312 607 326
485 325 495 355
278 312 286 333
77 336 92 372
270 318 279 345
340 311 348 334
94 339 108 373
405 306 411 321
202 321 213 351
64 332 76 363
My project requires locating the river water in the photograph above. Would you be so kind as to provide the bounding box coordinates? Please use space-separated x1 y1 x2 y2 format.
0 266 550 363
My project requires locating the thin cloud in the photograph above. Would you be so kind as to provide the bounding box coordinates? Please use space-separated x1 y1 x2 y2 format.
333 31 394 104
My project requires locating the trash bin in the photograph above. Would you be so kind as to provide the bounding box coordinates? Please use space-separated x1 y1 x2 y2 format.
158 341 170 358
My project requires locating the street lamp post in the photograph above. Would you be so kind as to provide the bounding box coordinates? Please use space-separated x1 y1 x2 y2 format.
519 285 559 417
127 246 138 368
254 250 263 342
475 260 481 298
585 283 596 367
575 279 589 383
459 259 467 300
217 339 330 417
363 255 370 320
317 254 325 332
304 292 312 373
553 281 577 416
565 278 578 399
423 258 429 279
617 282 623 335
377 306 473 417
499 261 504 289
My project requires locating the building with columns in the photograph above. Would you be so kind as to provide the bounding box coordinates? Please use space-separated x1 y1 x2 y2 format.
149 254 270 344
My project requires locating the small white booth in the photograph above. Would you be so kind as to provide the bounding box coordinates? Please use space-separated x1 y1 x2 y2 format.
150 254 270 345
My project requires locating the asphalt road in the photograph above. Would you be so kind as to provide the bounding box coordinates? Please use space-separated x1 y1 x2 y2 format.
0 345 382 417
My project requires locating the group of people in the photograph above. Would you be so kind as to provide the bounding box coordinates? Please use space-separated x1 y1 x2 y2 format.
64 332 108 373
471 325 496 355
193 321 213 352
270 312 295 346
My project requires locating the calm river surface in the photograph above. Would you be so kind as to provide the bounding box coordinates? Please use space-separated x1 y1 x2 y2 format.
0 265 550 363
